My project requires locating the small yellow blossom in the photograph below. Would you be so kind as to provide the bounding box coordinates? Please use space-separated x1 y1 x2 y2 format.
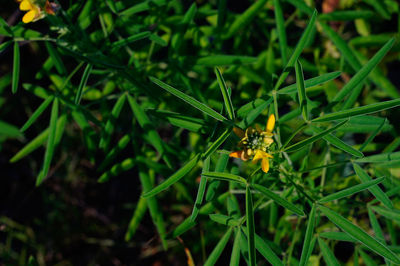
230 114 276 173
17 0 58 23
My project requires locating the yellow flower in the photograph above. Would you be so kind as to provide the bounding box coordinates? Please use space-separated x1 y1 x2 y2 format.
18 0 43 23
229 114 275 173
17 0 58 23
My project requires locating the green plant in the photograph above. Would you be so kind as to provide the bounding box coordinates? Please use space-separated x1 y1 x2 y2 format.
1 0 400 265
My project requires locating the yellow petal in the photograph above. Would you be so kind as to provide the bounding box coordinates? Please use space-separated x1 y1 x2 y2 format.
22 10 37 23
20 0 32 11
266 114 275 133
233 127 245 139
229 151 243 159
261 158 270 173
252 150 265 163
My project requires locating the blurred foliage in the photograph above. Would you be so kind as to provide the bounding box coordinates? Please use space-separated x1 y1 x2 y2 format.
1 0 400 265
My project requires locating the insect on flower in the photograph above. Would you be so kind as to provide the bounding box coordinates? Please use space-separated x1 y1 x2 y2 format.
229 114 275 173
17 0 59 23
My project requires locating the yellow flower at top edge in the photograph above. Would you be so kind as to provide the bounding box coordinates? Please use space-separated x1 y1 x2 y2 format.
229 114 276 173
18 0 43 23
17 0 58 23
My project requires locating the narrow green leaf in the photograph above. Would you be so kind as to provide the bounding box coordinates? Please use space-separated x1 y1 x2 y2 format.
98 158 137 183
169 192 230 238
99 94 126 151
204 227 233 266
331 38 395 105
313 99 400 122
209 214 241 227
319 231 356 242
295 60 308 121
284 120 348 152
20 96 54 132
125 196 147 241
246 185 256 266
127 95 172 168
12 41 20 94
353 163 393 209
36 98 58 186
195 55 257 66
318 10 374 21
318 177 385 203
0 120 22 138
150 77 228 122
223 0 268 39
142 153 201 198
171 3 197 52
202 127 231 158
359 118 386 152
319 22 400 99
139 169 168 249
120 0 166 16
202 172 247 185
284 0 313 15
368 207 385 244
318 205 400 264
238 97 273 129
45 42 67 75
110 31 151 49
371 206 400 223
215 68 235 120
236 97 271 118
363 0 391 19
148 109 210 133
230 230 241 266
98 135 131 172
10 115 67 163
274 10 318 90
242 226 284 266
252 184 304 216
299 204 317 266
318 237 340 266
358 249 378 266
75 63 93 105
273 0 288 65
190 156 210 222
355 151 400 163
310 125 363 157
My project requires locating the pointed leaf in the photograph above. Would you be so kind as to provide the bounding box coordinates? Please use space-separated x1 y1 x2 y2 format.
299 204 317 266
318 237 341 266
150 77 228 122
36 98 58 186
20 96 54 132
12 41 20 94
246 185 256 266
353 163 393 209
142 153 201 198
204 227 233 266
331 38 395 105
190 156 210 222
284 119 348 152
318 177 385 203
313 99 400 122
274 10 318 90
202 172 247 184
277 71 341 94
75 63 93 105
215 68 235 120
318 205 400 264
252 184 304 216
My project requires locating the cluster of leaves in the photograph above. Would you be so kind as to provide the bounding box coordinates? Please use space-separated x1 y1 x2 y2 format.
1 0 400 265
